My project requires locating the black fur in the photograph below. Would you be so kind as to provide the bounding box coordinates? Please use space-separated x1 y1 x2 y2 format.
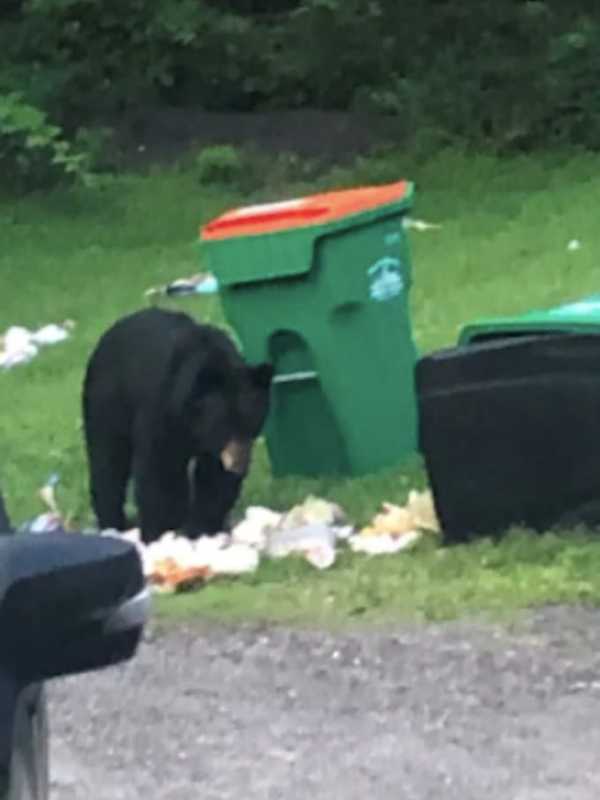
82 308 273 543
0 489 12 533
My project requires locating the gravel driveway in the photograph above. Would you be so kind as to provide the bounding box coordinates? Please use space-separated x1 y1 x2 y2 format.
49 606 600 800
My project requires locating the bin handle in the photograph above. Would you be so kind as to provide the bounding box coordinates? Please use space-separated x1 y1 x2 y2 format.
273 370 318 384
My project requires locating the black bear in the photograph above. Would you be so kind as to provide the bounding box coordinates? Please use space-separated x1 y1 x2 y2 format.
82 308 273 543
0 487 11 532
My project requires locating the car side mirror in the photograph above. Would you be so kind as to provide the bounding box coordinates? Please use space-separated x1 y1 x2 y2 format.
0 532 150 683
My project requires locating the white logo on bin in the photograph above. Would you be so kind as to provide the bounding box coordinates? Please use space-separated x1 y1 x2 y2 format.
368 257 404 302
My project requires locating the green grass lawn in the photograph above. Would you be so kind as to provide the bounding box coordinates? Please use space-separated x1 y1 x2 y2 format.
3 145 600 625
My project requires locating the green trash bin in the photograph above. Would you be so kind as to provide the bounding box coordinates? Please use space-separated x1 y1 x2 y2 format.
199 180 419 478
459 293 600 344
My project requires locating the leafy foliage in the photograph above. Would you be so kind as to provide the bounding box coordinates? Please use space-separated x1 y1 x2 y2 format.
0 92 94 188
194 145 246 184
1 0 600 179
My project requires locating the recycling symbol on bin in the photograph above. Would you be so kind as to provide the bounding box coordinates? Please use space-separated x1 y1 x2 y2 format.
367 256 404 302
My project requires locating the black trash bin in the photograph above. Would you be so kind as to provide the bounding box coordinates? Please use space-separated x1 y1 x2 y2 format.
417 332 600 543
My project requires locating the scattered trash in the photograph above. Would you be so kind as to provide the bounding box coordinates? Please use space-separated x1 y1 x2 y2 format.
150 562 212 593
18 512 67 535
120 494 354 588
205 540 261 576
567 239 582 252
228 495 349 570
101 529 259 591
349 530 423 555
264 496 350 569
265 523 337 570
279 495 347 529
145 272 219 300
39 473 61 513
403 217 442 232
31 323 74 345
17 473 70 534
137 532 259 591
231 506 283 550
359 490 440 536
1 327 37 369
20 474 441 591
348 490 440 556
0 320 75 370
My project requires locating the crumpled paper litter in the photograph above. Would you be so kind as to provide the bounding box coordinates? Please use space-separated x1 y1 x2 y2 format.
1 320 75 370
20 478 441 592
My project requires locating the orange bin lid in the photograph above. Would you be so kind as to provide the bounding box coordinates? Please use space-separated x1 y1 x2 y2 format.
201 180 411 241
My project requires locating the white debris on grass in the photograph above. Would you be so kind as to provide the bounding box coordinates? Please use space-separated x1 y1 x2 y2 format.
0 320 75 370
265 523 338 570
279 495 347 529
230 506 283 550
402 217 442 232
130 490 439 590
349 530 423 555
22 478 441 592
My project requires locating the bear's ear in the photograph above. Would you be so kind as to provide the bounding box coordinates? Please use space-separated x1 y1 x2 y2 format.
249 362 274 389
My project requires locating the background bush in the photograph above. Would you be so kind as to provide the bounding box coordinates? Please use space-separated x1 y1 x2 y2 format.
0 91 94 188
1 0 600 183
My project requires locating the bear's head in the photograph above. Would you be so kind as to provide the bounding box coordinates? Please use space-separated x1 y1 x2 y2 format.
169 338 274 475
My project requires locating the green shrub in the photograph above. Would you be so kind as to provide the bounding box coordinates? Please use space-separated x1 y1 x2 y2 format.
0 92 94 189
2 0 600 153
195 145 246 184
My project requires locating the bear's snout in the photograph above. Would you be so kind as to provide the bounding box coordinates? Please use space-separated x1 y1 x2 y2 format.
220 438 252 475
